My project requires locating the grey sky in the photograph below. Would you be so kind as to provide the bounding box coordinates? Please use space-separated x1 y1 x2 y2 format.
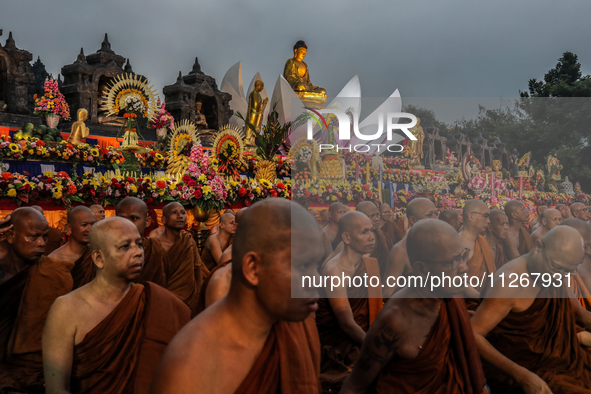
3 0 591 123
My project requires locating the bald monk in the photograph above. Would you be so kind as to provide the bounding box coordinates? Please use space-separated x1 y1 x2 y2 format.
195 208 248 314
571 202 591 222
0 208 74 392
341 220 486 394
503 200 534 260
323 202 348 256
153 202 205 313
31 205 63 255
208 208 235 236
309 208 322 225
43 217 190 394
439 208 461 231
49 206 96 288
557 203 572 219
471 226 591 393
316 211 383 392
151 199 323 394
531 208 562 243
89 204 105 221
529 205 548 233
379 203 403 246
560 218 591 312
116 197 166 287
384 197 439 297
461 199 495 281
201 212 236 271
486 210 510 269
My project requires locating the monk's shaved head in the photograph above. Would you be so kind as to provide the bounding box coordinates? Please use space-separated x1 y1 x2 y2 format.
504 200 523 217
541 225 585 267
560 218 591 248
406 197 438 225
68 206 95 224
163 202 183 218
339 211 370 234
89 216 138 252
556 204 571 219
235 207 247 223
504 200 529 223
115 197 148 216
463 199 487 221
541 208 562 229
220 212 235 225
439 209 460 231
355 201 380 230
10 207 48 232
407 219 462 265
329 202 343 213
356 201 376 214
30 205 44 214
490 209 507 225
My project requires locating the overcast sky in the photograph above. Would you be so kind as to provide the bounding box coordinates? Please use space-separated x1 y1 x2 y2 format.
3 0 591 123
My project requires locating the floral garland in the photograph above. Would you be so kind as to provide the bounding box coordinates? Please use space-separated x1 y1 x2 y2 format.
33 78 70 120
147 99 174 130
292 181 379 207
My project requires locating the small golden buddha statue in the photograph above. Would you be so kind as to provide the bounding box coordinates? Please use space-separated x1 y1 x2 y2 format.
408 117 425 168
68 108 90 146
283 40 327 105
195 101 208 129
244 80 268 147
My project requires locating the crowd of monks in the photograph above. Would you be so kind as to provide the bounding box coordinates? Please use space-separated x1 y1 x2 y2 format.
1 194 591 393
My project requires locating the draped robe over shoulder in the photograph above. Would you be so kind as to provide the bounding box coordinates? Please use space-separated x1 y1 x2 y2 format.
518 226 534 256
71 282 190 394
70 246 94 289
372 298 486 394
136 237 166 287
465 235 495 281
0 256 74 393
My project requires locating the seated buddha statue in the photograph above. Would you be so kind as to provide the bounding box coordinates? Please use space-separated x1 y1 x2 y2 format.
283 40 327 105
68 108 90 146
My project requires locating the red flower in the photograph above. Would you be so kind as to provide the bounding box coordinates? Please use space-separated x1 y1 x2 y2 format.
277 182 285 190
156 180 166 189
271 190 278 197
194 189 203 199
187 180 197 187
238 187 247 197
182 175 191 184
36 140 45 147
245 200 252 207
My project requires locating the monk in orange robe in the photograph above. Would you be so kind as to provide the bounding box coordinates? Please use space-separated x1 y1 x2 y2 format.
316 211 383 392
116 197 166 287
0 208 74 393
43 217 190 394
153 202 206 314
503 200 534 260
472 226 591 393
323 202 348 257
30 206 64 255
379 203 403 245
485 210 509 269
342 220 486 394
49 206 97 288
461 200 495 281
200 212 235 271
151 199 323 393
561 218 591 314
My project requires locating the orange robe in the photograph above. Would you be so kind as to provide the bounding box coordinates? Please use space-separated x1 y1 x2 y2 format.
235 315 321 394
44 226 63 256
155 232 203 314
0 256 74 392
381 220 403 247
70 246 95 289
195 260 230 315
465 235 495 280
483 285 591 393
316 257 383 392
200 235 232 271
518 226 534 256
135 238 166 288
570 273 591 311
493 242 509 269
372 298 486 394
71 282 190 394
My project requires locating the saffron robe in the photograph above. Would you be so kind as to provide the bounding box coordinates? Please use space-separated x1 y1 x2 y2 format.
466 235 496 281
0 256 74 393
70 246 95 289
518 226 534 256
70 282 190 394
200 235 232 272
135 237 166 288
372 297 486 394
493 242 509 270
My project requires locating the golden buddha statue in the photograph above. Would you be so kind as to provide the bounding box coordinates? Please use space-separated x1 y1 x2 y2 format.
195 101 208 129
244 80 268 147
283 40 327 106
408 117 425 168
68 108 90 146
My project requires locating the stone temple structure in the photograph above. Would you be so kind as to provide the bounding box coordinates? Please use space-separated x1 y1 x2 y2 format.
163 57 232 134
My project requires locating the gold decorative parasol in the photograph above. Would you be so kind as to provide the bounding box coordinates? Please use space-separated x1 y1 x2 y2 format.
100 73 158 119
166 120 200 174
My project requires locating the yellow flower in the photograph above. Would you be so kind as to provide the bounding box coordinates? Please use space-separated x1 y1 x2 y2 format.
260 179 272 189
28 149 34 154
331 196 337 201
44 171 54 177
82 179 88 185
346 195 352 201
130 185 137 193
143 177 152 183
255 187 261 194
7 189 17 197
9 143 19 153
319 186 326 193
90 149 99 157
202 186 212 194
169 183 177 190
198 174 207 182
155 154 164 160
53 191 63 199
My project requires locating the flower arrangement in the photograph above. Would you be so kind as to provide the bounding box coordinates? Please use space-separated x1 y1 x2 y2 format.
137 150 167 170
292 180 378 207
147 99 174 130
446 149 458 167
33 78 70 120
412 174 450 194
